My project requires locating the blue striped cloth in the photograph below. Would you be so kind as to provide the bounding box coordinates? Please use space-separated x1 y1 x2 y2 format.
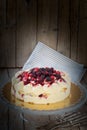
23 42 84 82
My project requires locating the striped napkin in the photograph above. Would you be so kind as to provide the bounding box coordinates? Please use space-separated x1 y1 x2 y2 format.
23 42 84 82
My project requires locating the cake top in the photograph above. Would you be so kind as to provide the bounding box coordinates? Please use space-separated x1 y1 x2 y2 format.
17 67 66 87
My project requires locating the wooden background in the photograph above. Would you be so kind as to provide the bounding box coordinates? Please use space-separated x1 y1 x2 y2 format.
0 0 87 68
0 1 87 130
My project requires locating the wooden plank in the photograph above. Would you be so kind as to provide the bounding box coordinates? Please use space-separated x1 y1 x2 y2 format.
37 0 58 50
0 69 22 130
7 68 21 80
58 128 80 130
9 108 24 130
24 112 50 130
0 68 21 85
4 69 23 130
57 0 70 57
0 27 15 67
0 69 9 130
71 127 80 130
50 127 80 130
6 0 16 26
0 0 6 26
16 0 37 67
0 0 16 68
0 69 10 86
0 102 8 130
78 20 87 66
70 0 79 61
80 127 87 130
80 0 87 20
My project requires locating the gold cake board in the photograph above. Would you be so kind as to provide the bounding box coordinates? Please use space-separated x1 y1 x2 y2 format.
3 82 82 111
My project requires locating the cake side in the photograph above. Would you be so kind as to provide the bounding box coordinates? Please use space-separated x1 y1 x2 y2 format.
11 67 71 104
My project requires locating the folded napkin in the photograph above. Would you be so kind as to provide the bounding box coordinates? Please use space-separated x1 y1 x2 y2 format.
23 42 84 82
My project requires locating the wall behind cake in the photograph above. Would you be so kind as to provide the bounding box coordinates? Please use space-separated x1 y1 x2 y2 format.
0 0 87 68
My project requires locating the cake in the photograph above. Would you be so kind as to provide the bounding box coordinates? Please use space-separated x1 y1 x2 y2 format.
11 67 71 104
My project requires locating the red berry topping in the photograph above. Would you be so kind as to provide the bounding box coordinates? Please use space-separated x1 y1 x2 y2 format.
21 94 24 97
17 67 66 86
38 94 43 97
38 93 48 99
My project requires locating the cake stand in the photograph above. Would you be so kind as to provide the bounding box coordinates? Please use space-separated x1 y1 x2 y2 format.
0 82 87 129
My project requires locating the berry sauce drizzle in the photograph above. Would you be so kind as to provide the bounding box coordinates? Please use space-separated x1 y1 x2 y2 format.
17 67 65 86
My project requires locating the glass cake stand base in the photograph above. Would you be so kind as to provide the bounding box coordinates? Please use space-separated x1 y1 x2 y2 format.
0 82 87 129
1 82 87 115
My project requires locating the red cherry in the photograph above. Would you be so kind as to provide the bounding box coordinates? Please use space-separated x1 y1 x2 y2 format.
34 67 39 72
56 71 60 75
21 94 24 97
17 67 65 86
59 79 62 82
22 72 29 78
50 75 54 79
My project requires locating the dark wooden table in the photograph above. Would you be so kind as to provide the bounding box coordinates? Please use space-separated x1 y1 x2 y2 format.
0 68 87 130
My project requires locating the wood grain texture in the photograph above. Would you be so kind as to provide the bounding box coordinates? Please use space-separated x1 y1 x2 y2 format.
70 0 79 61
0 69 21 130
24 113 50 130
0 0 87 67
16 0 37 67
80 127 87 130
80 0 87 20
0 0 16 67
50 127 81 130
0 102 8 130
57 0 70 57
58 128 80 130
6 0 16 26
8 109 24 130
0 0 6 26
37 0 58 50
0 69 9 130
78 20 87 65
0 27 15 67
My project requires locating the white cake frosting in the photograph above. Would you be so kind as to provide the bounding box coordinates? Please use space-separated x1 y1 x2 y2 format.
11 67 71 104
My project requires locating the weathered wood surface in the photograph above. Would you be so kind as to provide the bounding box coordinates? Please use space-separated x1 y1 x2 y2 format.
0 0 87 128
57 0 70 57
0 69 87 130
0 0 16 67
37 0 58 50
16 0 37 66
70 0 79 61
0 0 87 67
